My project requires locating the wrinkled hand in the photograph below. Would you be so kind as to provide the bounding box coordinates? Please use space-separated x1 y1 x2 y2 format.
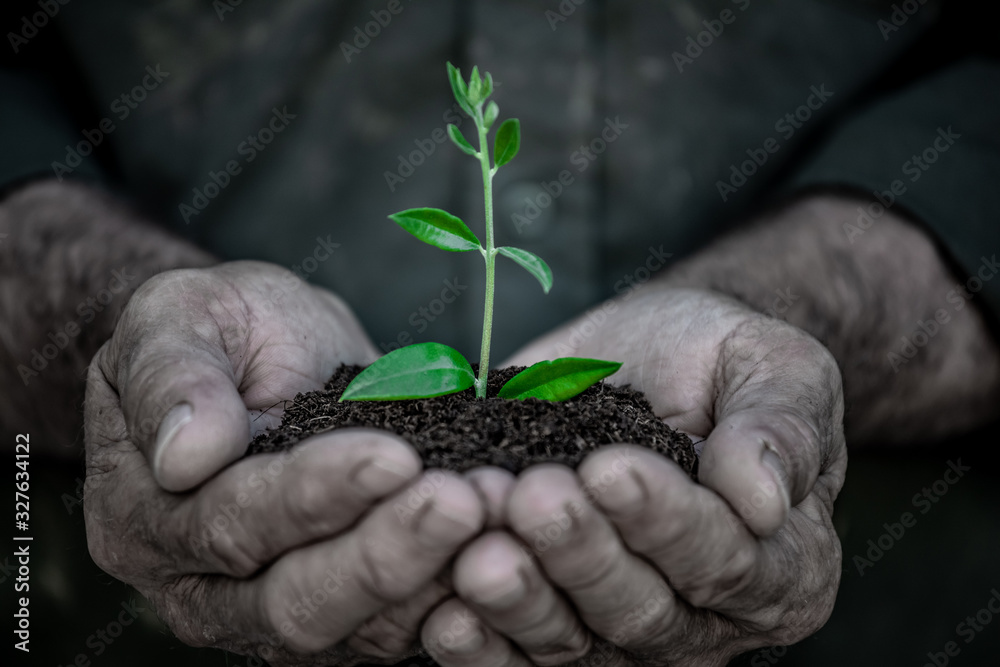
83 261 486 665
422 287 848 666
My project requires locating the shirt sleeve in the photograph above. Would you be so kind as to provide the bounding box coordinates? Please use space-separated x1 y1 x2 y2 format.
788 59 1000 319
0 68 103 193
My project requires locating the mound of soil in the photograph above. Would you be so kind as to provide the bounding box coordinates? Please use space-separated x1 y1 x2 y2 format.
249 365 696 478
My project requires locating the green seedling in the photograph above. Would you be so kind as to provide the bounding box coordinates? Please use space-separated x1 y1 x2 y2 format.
341 63 621 402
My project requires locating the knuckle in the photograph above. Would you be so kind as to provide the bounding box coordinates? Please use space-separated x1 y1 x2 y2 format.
562 539 621 590
286 470 338 532
205 526 265 578
186 502 266 577
633 493 696 555
683 543 756 609
604 584 681 650
349 610 418 659
260 581 323 655
533 625 592 665
508 470 575 532
355 537 420 603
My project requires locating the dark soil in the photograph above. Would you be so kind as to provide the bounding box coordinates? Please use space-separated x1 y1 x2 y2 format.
250 365 697 478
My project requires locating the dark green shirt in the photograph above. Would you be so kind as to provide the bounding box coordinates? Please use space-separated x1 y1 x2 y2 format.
5 0 997 362
4 3 1000 667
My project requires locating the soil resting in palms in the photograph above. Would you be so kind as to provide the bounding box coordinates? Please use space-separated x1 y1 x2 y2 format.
250 365 697 478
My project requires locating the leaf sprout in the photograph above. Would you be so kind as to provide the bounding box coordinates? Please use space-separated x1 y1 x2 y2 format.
341 64 620 402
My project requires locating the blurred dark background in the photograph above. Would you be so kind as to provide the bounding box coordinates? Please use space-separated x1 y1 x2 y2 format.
3 0 999 665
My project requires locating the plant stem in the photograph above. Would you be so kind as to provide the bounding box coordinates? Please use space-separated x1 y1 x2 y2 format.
475 108 496 399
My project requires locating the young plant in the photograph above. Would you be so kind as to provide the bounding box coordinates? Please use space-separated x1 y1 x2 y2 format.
341 63 620 402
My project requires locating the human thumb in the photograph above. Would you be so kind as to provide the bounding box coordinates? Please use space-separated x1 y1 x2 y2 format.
111 337 250 493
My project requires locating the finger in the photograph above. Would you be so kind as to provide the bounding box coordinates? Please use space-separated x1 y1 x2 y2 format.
702 329 846 535
699 411 797 536
580 446 761 615
465 467 516 529
169 429 423 577
246 470 485 653
347 576 452 660
85 426 423 583
506 463 690 650
98 286 254 491
454 531 591 665
422 597 533 667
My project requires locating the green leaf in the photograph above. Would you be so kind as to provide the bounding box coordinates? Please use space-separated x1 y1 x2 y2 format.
494 118 520 167
468 65 482 103
483 101 499 130
446 62 473 116
341 342 475 401
498 358 623 401
483 72 494 99
498 246 552 293
448 124 477 156
389 208 482 252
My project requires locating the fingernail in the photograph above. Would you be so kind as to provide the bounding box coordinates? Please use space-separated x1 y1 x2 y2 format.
417 486 481 547
353 457 417 496
472 572 526 609
761 443 791 514
153 403 193 475
596 467 645 515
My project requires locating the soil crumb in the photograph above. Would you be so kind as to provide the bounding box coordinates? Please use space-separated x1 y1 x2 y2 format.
249 365 696 478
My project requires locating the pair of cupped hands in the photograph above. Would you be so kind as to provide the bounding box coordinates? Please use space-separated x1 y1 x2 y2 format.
84 261 847 667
